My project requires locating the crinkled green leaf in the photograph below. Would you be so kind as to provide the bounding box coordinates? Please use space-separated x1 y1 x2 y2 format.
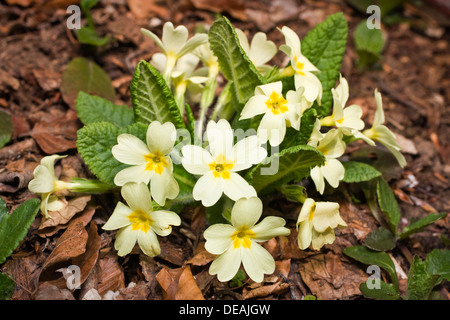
280 108 318 150
377 177 401 235
425 249 450 281
0 197 41 264
343 245 399 291
61 57 115 108
0 110 13 149
246 145 325 195
399 212 447 240
208 16 263 111
75 92 134 128
130 60 185 129
342 161 382 183
406 256 441 300
302 12 348 117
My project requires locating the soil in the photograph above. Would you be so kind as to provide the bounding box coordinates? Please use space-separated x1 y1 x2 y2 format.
0 0 448 301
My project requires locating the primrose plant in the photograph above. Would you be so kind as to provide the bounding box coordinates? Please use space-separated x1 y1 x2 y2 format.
28 14 409 284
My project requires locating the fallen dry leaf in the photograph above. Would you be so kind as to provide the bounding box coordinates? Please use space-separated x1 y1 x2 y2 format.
38 196 92 236
35 283 75 300
39 219 88 286
187 241 215 266
96 252 126 296
116 281 151 300
298 251 368 300
190 0 247 21
127 0 171 20
156 265 204 300
242 280 290 300
31 109 80 154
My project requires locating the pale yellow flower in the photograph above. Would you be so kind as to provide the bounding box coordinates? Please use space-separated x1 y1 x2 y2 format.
204 197 290 282
102 182 181 257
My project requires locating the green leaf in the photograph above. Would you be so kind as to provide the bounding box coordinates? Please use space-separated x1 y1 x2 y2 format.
280 108 318 149
0 273 15 300
406 256 441 300
130 60 185 129
363 227 397 252
246 145 325 195
171 165 196 206
77 121 147 186
75 92 134 128
61 57 115 108
359 280 401 300
279 184 308 203
208 16 263 111
353 21 384 68
302 12 348 117
425 249 450 281
76 27 109 47
342 161 382 183
399 212 447 240
0 110 13 149
343 245 399 290
0 198 41 264
206 196 233 225
377 177 401 235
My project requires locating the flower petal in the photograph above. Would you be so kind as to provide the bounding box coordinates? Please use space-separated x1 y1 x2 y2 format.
297 219 313 250
40 154 66 178
177 33 208 58
322 158 345 189
150 210 181 236
181 145 212 175
239 95 268 120
310 166 325 195
137 230 161 257
28 165 55 193
311 227 336 250
113 164 153 186
193 171 223 207
230 197 262 229
121 182 153 213
112 134 149 165
312 201 345 233
150 168 179 206
241 242 275 283
162 22 188 54
146 121 177 155
102 201 133 231
209 246 242 282
251 216 290 241
114 225 137 257
141 28 165 54
294 72 322 102
257 112 286 147
204 223 236 255
223 172 257 202
231 135 267 171
249 32 277 67
206 119 234 158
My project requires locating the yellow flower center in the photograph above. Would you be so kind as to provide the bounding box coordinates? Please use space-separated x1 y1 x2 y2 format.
128 209 153 233
231 226 256 249
208 154 234 179
144 151 168 175
309 202 316 221
265 91 288 115
294 56 305 76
